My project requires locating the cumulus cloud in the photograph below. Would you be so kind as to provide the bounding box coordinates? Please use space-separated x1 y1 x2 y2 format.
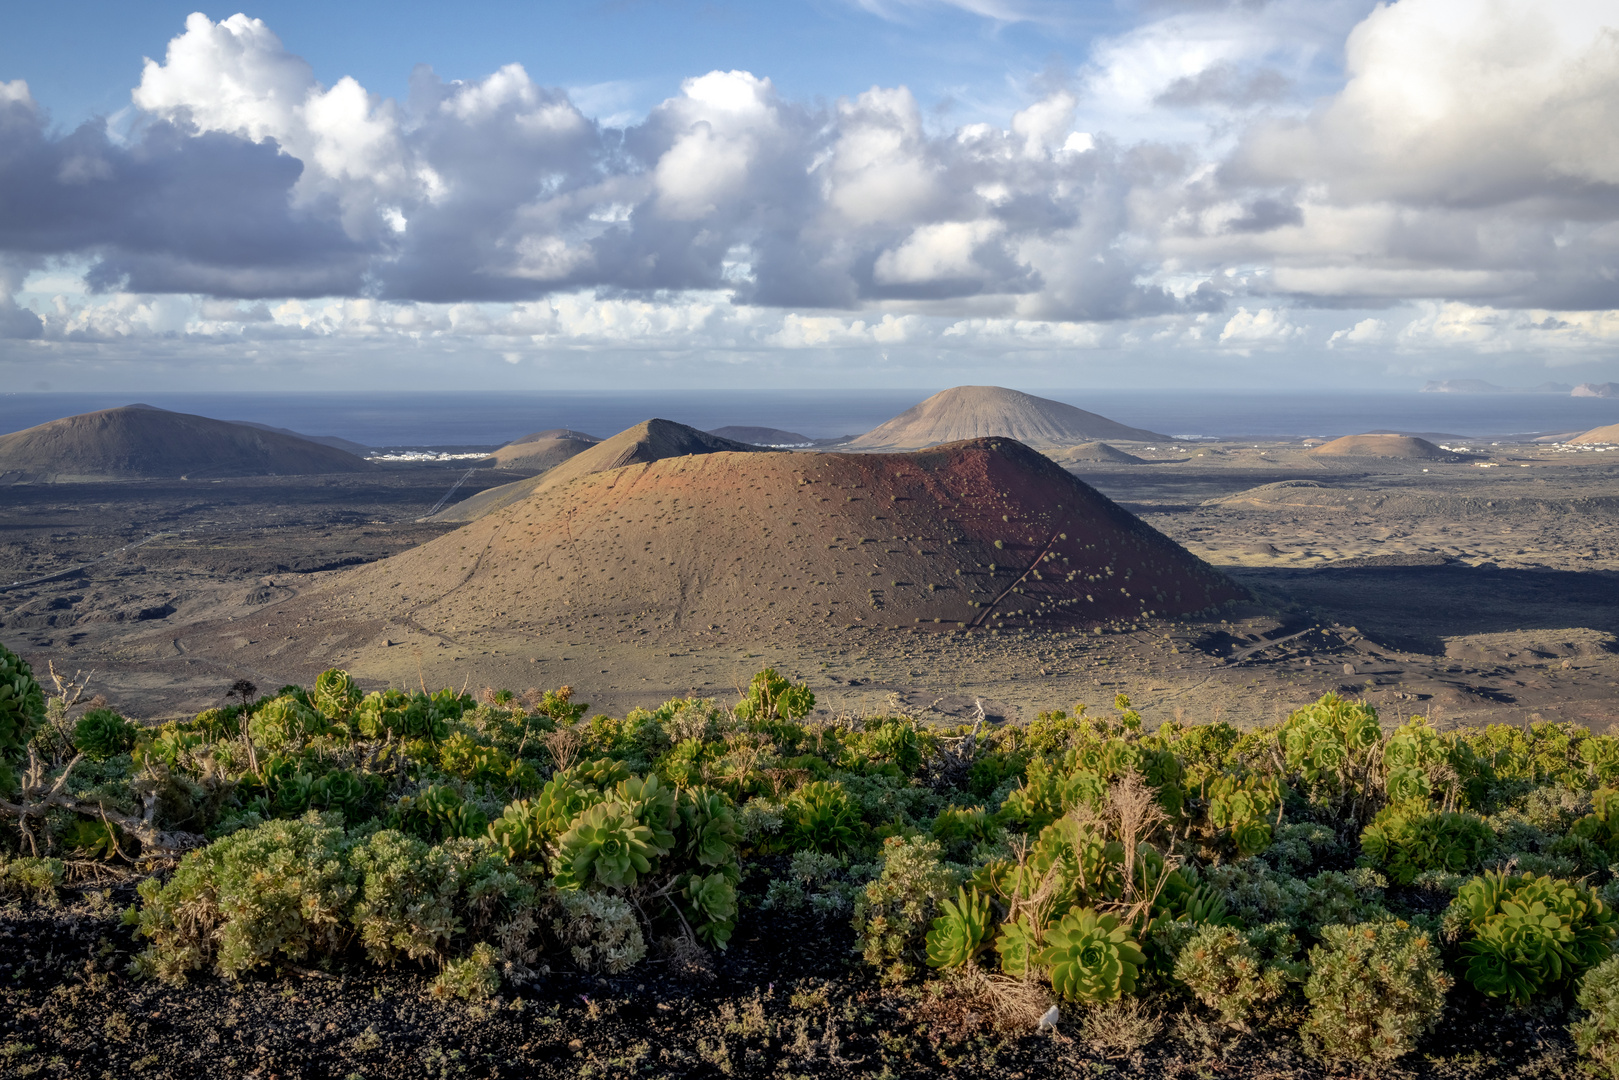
2 0 1619 385
1218 306 1302 349
1222 0 1619 309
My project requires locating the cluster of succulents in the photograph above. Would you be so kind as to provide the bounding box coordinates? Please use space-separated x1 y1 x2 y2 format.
19 644 1619 1071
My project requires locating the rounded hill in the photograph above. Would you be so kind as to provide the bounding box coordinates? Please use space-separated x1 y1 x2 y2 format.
334 436 1240 637
432 419 760 522
1307 434 1455 460
708 426 814 446
847 386 1170 450
1571 424 1619 445
1047 442 1147 465
489 430 601 470
0 405 371 481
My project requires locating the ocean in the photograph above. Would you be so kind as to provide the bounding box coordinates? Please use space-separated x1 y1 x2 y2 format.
2 389 1617 448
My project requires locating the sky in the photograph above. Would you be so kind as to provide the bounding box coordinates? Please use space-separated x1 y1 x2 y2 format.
2 0 1618 391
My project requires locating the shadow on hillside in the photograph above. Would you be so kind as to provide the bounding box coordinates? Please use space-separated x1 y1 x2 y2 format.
1234 563 1619 654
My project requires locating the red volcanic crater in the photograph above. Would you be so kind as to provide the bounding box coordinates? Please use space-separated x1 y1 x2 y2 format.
322 435 1242 637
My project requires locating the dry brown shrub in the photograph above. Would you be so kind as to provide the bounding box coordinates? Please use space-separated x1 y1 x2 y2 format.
916 965 1055 1042
660 933 715 982
543 726 582 773
1079 997 1163 1059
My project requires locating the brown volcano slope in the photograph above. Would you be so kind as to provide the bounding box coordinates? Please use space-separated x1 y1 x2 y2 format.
489 430 601 470
0 405 371 481
848 386 1170 450
331 437 1240 636
431 419 761 522
1572 424 1619 444
1308 434 1455 460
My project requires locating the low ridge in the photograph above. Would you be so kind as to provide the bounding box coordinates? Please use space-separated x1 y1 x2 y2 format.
0 405 371 481
334 436 1241 637
1307 434 1456 460
708 426 814 446
431 419 760 522
847 386 1170 449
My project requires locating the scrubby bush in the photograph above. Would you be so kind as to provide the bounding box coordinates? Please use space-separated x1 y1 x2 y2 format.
853 836 959 983
0 854 63 905
1573 956 1619 1079
27 660 1619 1061
432 942 501 1001
552 888 645 974
1174 922 1303 1028
131 812 356 982
1301 920 1450 1065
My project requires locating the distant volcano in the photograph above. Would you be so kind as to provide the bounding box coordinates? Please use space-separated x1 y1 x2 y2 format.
337 436 1240 637
1571 424 1619 444
489 430 601 470
847 386 1170 449
1307 434 1456 460
432 419 760 522
0 405 371 481
708 426 815 446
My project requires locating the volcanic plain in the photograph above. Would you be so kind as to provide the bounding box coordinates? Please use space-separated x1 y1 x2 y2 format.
3 419 1617 736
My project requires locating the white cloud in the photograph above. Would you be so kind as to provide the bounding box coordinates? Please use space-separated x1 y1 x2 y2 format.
1327 317 1385 347
873 220 1004 285
1218 306 1303 349
5 4 1619 387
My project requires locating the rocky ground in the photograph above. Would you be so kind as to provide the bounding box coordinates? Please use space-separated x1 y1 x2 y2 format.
0 870 1590 1080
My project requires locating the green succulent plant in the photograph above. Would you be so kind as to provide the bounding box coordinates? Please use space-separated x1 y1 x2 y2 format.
1359 805 1493 885
614 774 677 856
555 802 657 890
1038 908 1146 1004
1454 871 1618 1004
924 885 992 969
990 919 1042 977
0 641 45 769
390 785 488 841
678 787 741 871
1206 774 1280 856
1172 883 1234 926
994 914 1041 978
489 776 604 862
61 818 122 860
248 695 324 750
72 708 139 761
733 668 815 722
786 780 860 852
682 870 738 947
312 668 360 721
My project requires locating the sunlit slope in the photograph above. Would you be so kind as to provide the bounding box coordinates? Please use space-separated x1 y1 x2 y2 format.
431 419 761 522
848 386 1170 450
340 436 1241 636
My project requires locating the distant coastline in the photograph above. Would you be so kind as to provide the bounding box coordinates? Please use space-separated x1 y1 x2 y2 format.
5 388 1619 447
